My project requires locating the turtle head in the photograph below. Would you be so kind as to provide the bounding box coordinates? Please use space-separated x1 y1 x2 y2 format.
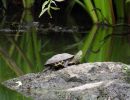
73 50 83 63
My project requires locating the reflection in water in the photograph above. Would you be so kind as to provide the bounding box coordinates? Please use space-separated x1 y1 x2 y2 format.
0 84 31 100
81 26 130 63
0 10 130 100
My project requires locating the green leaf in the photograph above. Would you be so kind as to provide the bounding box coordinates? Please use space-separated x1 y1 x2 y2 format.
83 0 98 23
39 8 48 17
51 6 60 10
47 7 52 18
126 0 130 3
75 0 86 10
42 0 49 10
51 0 57 6
55 0 64 2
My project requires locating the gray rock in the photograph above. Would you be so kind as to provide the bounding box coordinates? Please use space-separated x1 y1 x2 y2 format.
2 62 130 100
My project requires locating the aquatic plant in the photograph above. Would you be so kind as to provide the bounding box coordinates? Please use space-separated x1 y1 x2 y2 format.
75 0 130 24
39 0 64 18
40 0 129 25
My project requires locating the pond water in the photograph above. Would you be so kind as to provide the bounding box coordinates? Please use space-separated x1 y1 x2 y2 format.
0 10 130 100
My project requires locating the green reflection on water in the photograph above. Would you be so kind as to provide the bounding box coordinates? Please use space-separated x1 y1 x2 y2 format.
81 25 130 64
0 84 32 100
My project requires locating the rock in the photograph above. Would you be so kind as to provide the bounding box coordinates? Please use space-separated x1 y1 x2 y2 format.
2 62 130 100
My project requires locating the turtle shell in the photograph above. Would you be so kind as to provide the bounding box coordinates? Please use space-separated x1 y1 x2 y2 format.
45 53 74 66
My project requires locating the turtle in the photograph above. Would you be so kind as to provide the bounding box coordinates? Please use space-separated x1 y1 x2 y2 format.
44 50 82 71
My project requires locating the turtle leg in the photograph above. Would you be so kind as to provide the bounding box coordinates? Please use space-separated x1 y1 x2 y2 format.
63 61 69 67
42 67 51 72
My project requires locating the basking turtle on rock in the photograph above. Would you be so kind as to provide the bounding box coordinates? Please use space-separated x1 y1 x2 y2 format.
44 50 82 71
